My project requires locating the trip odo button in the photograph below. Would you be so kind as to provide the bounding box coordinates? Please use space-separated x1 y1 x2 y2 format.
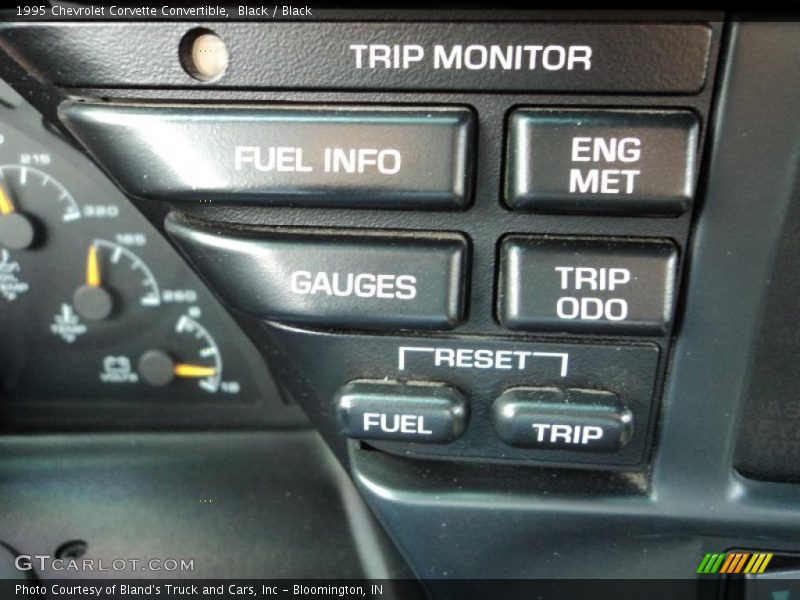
499 236 678 335
166 216 468 331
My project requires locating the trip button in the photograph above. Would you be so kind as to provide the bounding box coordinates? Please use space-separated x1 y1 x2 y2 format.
499 236 678 335
505 108 699 215
166 216 468 330
335 380 468 443
493 387 633 452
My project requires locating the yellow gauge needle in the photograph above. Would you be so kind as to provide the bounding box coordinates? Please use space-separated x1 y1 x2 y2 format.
0 183 14 215
174 364 217 378
86 244 101 288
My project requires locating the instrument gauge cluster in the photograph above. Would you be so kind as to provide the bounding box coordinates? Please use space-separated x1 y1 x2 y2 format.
0 88 297 431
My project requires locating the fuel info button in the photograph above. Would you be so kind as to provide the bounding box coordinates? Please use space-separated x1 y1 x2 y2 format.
499 236 678 335
493 387 633 452
59 102 475 210
335 380 468 443
505 108 699 215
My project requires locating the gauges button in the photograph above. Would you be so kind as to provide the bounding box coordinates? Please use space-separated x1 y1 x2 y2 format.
166 215 468 331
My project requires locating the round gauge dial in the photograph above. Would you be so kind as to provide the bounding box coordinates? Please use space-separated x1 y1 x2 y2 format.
173 315 224 393
0 163 82 223
138 314 227 394
71 240 161 322
0 114 271 414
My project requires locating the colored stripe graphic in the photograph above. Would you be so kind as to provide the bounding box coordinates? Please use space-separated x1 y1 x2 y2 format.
732 553 750 574
719 553 736 574
734 552 773 574
697 552 775 574
696 554 714 573
744 554 761 574
756 553 773 574
697 553 726 574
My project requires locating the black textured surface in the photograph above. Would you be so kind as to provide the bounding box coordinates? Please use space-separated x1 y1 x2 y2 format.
735 145 800 481
0 431 413 579
345 20 800 580
8 12 800 589
257 324 660 468
0 22 712 93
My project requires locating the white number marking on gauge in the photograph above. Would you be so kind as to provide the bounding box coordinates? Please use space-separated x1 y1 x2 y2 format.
175 315 224 394
91 239 161 308
0 164 81 223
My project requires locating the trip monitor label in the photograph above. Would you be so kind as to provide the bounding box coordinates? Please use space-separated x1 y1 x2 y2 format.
17 22 712 93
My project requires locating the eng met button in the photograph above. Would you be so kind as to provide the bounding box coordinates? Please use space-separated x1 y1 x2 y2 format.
505 108 699 215
59 102 474 210
166 215 468 330
499 236 678 335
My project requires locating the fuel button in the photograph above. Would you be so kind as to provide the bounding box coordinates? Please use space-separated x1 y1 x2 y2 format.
335 380 468 443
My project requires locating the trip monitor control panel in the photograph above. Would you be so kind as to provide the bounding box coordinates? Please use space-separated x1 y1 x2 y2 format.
15 18 723 469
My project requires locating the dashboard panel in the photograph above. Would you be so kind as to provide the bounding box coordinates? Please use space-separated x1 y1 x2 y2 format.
0 9 799 598
0 85 305 431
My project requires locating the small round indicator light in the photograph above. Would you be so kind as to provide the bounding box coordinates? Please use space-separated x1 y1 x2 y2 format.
180 29 228 82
